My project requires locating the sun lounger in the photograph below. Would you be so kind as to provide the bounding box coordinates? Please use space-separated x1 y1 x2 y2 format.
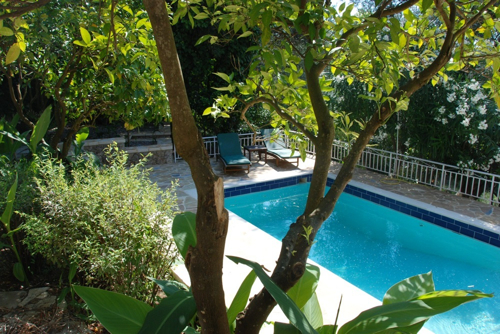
216 133 251 173
261 129 300 167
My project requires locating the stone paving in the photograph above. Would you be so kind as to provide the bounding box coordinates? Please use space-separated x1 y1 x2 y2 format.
149 152 500 227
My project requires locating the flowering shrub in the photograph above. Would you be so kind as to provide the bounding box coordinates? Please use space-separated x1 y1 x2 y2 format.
328 73 500 174
401 75 500 173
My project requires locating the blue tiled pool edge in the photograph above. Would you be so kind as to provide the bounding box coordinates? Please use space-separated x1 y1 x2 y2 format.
224 174 500 248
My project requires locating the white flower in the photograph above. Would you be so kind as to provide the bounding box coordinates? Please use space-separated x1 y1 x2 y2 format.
448 113 456 119
494 152 500 162
478 120 488 130
468 80 480 91
447 92 456 102
404 139 411 147
438 106 446 114
395 124 401 130
456 102 469 115
468 134 478 144
383 35 390 41
472 91 486 103
478 105 487 115
461 118 470 127
441 118 448 125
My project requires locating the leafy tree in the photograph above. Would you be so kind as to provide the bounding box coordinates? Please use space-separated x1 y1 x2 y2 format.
0 0 169 159
173 14 258 135
148 0 499 333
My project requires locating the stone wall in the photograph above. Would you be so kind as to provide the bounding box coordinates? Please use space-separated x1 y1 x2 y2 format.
83 137 174 165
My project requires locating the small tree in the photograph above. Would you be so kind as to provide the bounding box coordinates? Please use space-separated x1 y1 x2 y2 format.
0 0 169 159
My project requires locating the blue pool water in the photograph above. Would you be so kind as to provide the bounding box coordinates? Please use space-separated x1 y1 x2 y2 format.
225 183 500 334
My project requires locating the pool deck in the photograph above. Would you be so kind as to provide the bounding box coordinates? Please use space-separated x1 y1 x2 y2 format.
148 154 499 333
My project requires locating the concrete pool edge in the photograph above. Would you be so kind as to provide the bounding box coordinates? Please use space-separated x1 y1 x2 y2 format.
221 171 500 248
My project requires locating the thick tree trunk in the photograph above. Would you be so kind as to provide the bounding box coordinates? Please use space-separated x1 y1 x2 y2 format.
143 1 230 334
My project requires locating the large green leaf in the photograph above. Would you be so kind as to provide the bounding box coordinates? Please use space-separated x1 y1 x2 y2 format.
316 325 337 334
337 290 492 334
383 271 435 305
227 270 257 326
1 173 17 227
172 212 197 259
301 292 323 329
138 290 197 334
274 322 301 334
29 106 51 153
73 286 152 334
287 264 320 309
227 256 318 334
13 262 25 282
150 278 188 297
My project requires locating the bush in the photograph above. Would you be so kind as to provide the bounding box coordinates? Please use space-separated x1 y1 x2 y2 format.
23 145 179 303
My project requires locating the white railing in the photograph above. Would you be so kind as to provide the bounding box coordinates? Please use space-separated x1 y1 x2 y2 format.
328 140 500 206
173 132 500 206
174 133 254 162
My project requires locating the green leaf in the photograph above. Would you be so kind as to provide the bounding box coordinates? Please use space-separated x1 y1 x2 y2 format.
274 322 301 334
238 31 253 39
80 27 91 45
194 12 209 20
316 325 337 334
5 43 21 65
195 34 211 46
287 264 320 309
138 290 197 334
227 256 318 334
383 271 435 305
105 68 115 84
73 40 87 47
0 27 13 36
227 270 257 326
172 212 197 259
262 26 271 45
422 0 433 12
75 127 89 145
68 262 78 283
29 105 51 153
301 292 323 329
13 262 25 282
1 173 17 227
203 107 214 116
150 278 188 297
337 290 492 334
73 286 152 334
214 72 231 83
305 51 314 71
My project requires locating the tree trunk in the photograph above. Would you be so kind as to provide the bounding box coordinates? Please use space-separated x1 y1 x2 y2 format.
143 1 230 334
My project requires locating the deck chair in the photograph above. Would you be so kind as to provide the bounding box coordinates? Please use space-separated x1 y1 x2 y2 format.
216 133 251 173
261 129 301 167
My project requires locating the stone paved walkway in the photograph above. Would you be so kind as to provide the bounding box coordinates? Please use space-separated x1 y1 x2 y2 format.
149 153 500 227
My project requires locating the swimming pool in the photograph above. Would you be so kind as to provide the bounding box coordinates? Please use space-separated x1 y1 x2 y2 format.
225 182 500 334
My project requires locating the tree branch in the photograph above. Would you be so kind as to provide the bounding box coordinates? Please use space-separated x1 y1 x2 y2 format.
0 0 52 20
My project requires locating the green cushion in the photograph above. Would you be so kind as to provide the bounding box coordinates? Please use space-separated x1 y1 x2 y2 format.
268 149 300 159
221 155 251 166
